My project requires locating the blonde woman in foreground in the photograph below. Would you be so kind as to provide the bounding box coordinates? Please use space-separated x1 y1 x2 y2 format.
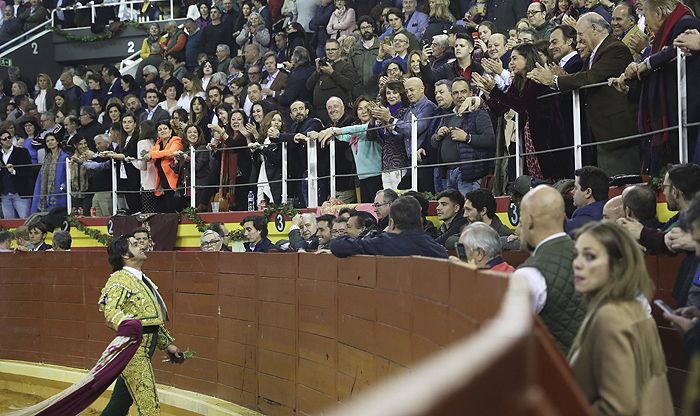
570 221 673 415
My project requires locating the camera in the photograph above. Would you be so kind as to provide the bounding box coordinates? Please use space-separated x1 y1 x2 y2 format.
320 57 332 67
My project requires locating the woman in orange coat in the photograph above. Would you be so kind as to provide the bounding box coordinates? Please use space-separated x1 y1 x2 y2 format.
143 121 183 213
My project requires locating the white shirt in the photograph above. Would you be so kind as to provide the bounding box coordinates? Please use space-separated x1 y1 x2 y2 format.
119 136 132 179
588 36 607 69
559 50 578 69
2 145 13 165
513 232 570 313
262 69 279 98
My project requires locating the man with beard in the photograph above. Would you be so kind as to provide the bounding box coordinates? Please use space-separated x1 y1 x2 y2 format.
278 101 324 206
349 16 380 98
434 189 467 249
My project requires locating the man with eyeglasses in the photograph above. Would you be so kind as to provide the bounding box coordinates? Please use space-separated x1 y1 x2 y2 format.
373 188 398 230
0 129 33 218
306 38 355 124
38 111 66 146
200 230 224 252
349 16 381 98
527 2 553 40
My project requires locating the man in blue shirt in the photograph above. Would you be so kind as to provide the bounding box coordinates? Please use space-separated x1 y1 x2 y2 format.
565 166 609 234
330 196 448 259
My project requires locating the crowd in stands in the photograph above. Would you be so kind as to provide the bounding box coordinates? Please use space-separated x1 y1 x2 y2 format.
1 0 700 411
1 0 700 219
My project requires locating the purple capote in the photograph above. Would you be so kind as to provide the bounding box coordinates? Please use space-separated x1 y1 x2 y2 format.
10 319 143 416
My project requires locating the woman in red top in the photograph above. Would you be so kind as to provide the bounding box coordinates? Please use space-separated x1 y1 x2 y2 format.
143 121 183 213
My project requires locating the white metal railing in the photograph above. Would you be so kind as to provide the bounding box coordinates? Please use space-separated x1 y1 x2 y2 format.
0 19 52 55
50 0 174 27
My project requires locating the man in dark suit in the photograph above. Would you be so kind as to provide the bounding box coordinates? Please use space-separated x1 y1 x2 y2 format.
330 196 449 259
241 216 274 252
277 46 315 108
139 89 170 124
529 13 639 176
0 129 33 218
28 223 52 251
306 39 355 124
102 66 125 100
260 51 288 105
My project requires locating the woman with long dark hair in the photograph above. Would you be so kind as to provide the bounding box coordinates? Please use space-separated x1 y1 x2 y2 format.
474 43 570 180
250 110 286 204
104 112 142 213
570 222 673 415
130 121 158 213
209 110 254 210
372 80 410 190
142 121 183 213
173 124 211 210
189 95 212 138
31 132 69 213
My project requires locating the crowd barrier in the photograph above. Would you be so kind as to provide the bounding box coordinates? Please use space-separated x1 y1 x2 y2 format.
0 250 690 414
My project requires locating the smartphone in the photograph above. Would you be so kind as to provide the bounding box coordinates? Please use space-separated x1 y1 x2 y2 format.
455 242 468 262
654 299 679 315
471 32 479 42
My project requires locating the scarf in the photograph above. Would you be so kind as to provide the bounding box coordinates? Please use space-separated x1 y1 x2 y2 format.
70 154 89 195
39 149 60 212
639 3 691 152
333 6 347 18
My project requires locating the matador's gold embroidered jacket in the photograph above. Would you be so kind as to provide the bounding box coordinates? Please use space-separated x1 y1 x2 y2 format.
99 267 174 350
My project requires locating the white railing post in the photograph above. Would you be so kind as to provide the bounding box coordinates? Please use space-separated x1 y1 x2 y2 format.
677 48 688 163
111 159 118 215
410 114 418 191
170 0 174 20
65 160 73 214
91 3 96 24
307 140 318 208
189 146 196 208
514 113 523 177
329 138 336 198
282 142 288 203
572 89 583 170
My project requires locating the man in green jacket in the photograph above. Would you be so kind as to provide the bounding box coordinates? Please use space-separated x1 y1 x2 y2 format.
348 16 380 98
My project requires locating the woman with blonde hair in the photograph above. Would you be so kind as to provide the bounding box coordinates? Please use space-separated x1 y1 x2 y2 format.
34 73 55 113
235 11 270 50
326 0 356 39
570 221 673 415
422 0 455 41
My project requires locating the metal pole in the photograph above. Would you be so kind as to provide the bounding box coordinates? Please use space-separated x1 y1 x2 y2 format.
411 114 418 191
307 140 318 208
329 138 336 198
91 3 95 24
514 112 522 177
111 159 118 216
65 160 73 215
572 89 583 170
282 142 288 203
677 48 688 163
189 146 196 208
170 0 174 20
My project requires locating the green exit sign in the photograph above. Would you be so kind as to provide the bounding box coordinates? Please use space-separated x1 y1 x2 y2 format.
0 58 11 67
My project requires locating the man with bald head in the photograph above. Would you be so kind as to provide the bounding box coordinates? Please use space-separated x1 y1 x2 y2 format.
602 195 624 221
387 77 438 191
516 185 586 353
326 96 356 203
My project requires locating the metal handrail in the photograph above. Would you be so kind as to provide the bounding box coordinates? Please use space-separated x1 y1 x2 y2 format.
50 0 174 27
0 19 52 55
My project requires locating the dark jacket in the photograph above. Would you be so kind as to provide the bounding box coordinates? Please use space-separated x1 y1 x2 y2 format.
0 146 33 196
331 229 449 258
138 106 171 124
279 117 324 180
0 17 23 45
431 108 495 182
244 237 274 252
557 35 636 150
277 64 315 108
185 29 206 70
77 120 104 152
306 58 355 123
565 200 605 234
487 79 571 180
421 59 485 85
483 0 527 33
436 215 468 249
289 229 320 251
